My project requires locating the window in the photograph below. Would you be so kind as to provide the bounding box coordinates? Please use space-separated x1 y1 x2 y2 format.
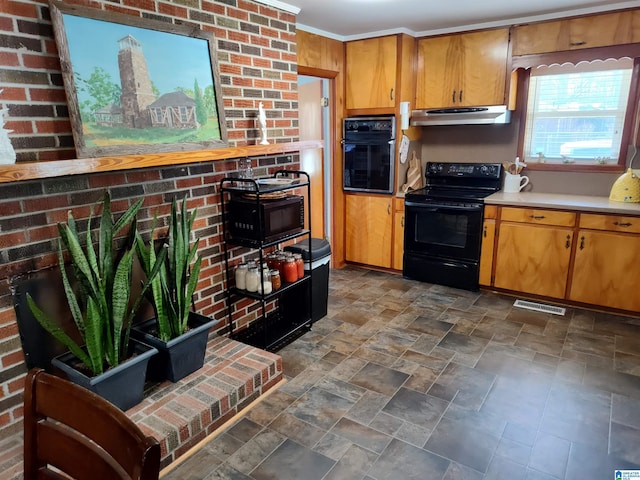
522 58 633 167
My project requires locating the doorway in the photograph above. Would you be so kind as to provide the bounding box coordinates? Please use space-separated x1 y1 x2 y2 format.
298 75 331 242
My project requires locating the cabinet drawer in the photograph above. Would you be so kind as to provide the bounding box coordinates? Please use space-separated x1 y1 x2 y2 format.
484 205 497 219
500 207 576 227
579 213 640 234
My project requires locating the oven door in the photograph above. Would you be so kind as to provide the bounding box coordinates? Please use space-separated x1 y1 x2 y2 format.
343 140 395 194
404 200 483 262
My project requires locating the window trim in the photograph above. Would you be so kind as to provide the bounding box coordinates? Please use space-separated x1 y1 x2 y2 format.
514 44 640 173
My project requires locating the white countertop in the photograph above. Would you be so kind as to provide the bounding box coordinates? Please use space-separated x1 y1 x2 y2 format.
485 192 640 215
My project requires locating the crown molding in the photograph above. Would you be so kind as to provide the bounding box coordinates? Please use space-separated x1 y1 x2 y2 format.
253 0 300 14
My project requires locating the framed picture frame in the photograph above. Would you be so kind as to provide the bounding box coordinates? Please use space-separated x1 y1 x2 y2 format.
49 1 228 158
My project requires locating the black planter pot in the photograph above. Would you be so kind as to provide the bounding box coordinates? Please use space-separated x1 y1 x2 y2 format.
51 339 158 411
131 312 220 383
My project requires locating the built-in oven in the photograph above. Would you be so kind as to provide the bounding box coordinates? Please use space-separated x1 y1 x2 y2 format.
343 116 395 194
404 200 483 262
403 162 502 291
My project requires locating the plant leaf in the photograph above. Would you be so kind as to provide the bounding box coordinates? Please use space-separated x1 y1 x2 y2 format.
111 248 134 365
26 293 92 370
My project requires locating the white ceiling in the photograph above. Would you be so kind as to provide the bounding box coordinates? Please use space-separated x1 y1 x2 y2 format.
261 0 640 41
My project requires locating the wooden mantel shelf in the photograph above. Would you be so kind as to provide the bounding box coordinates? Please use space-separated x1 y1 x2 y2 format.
0 140 323 184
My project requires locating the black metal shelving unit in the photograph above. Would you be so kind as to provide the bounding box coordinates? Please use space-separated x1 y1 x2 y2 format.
220 170 313 352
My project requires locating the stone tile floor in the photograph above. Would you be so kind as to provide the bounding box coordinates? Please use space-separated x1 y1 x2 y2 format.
163 267 640 480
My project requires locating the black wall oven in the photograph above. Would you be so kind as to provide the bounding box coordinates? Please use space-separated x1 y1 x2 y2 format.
343 116 395 194
403 162 502 291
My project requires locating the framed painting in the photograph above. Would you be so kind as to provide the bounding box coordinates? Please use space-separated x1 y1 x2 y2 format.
49 1 228 158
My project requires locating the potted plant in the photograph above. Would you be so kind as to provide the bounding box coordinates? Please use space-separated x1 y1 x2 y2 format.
27 191 164 410
133 196 220 382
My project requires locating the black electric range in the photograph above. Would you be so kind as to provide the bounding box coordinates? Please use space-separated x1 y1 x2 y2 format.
403 162 502 291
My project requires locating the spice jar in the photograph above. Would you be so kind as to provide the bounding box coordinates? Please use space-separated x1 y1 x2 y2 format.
270 269 281 290
293 253 305 280
282 257 298 283
245 266 260 293
234 262 248 290
261 268 273 295
275 255 287 276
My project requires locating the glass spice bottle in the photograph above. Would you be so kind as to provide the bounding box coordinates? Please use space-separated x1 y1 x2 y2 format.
270 269 281 290
234 262 248 290
293 253 304 280
261 268 273 295
275 255 287 276
282 257 298 283
245 266 260 293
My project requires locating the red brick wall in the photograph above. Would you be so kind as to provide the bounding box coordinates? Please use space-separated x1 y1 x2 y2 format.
0 0 299 434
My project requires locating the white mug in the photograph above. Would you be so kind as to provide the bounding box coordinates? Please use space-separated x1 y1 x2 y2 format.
504 173 529 193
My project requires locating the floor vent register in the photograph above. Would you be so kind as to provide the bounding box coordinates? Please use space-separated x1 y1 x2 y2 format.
513 299 566 316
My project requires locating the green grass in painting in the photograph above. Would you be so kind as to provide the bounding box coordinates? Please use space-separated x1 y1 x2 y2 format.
82 118 222 147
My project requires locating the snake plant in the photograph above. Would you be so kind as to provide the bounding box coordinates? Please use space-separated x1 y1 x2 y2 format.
135 196 202 342
27 191 164 375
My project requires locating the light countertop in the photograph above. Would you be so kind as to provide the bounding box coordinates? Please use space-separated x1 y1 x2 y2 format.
485 192 640 215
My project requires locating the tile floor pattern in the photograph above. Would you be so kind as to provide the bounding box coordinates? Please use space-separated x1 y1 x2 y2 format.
163 267 640 480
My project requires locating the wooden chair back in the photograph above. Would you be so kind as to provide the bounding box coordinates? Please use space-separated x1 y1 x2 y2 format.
23 368 160 480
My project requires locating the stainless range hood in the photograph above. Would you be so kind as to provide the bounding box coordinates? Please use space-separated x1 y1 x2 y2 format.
411 105 511 126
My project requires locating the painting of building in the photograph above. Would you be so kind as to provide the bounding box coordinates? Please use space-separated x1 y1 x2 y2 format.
149 92 197 129
117 35 155 129
94 103 123 126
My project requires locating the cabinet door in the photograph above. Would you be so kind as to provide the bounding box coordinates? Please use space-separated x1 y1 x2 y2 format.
416 29 509 109
345 195 393 268
479 219 495 286
392 208 405 271
569 230 640 312
346 36 397 110
494 223 573 299
512 11 640 56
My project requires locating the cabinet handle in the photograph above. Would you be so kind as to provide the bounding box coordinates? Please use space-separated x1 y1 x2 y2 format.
580 236 585 250
569 41 587 46
614 221 632 227
530 215 545 220
483 226 487 238
388 204 391 215
401 215 405 228
459 90 463 102
390 88 394 101
452 90 456 103
565 234 570 249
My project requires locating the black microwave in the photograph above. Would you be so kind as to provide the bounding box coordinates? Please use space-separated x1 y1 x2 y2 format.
227 195 304 243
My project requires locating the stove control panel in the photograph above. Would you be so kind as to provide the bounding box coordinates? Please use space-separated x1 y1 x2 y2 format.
426 162 501 179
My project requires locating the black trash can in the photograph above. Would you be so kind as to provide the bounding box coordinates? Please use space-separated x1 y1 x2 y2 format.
282 238 331 322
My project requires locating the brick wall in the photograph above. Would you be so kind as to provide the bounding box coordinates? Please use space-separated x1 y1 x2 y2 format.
0 0 299 434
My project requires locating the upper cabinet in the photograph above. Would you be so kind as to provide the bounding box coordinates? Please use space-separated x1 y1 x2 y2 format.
345 34 416 112
415 28 510 109
512 11 640 56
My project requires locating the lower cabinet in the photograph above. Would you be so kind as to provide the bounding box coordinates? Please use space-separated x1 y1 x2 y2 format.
493 222 573 299
486 206 640 312
478 206 496 286
345 194 393 268
392 199 405 271
569 225 640 312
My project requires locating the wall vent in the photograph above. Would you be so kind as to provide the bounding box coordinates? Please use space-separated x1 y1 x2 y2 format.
513 299 566 316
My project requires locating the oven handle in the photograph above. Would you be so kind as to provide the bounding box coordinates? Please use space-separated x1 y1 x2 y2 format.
405 201 483 211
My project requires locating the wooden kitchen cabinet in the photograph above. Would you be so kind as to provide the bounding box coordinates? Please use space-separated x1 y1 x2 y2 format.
415 28 510 109
392 199 405 271
479 206 497 286
490 205 640 313
345 194 393 268
345 34 416 113
512 11 640 56
346 36 397 110
569 215 640 312
494 223 573 299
